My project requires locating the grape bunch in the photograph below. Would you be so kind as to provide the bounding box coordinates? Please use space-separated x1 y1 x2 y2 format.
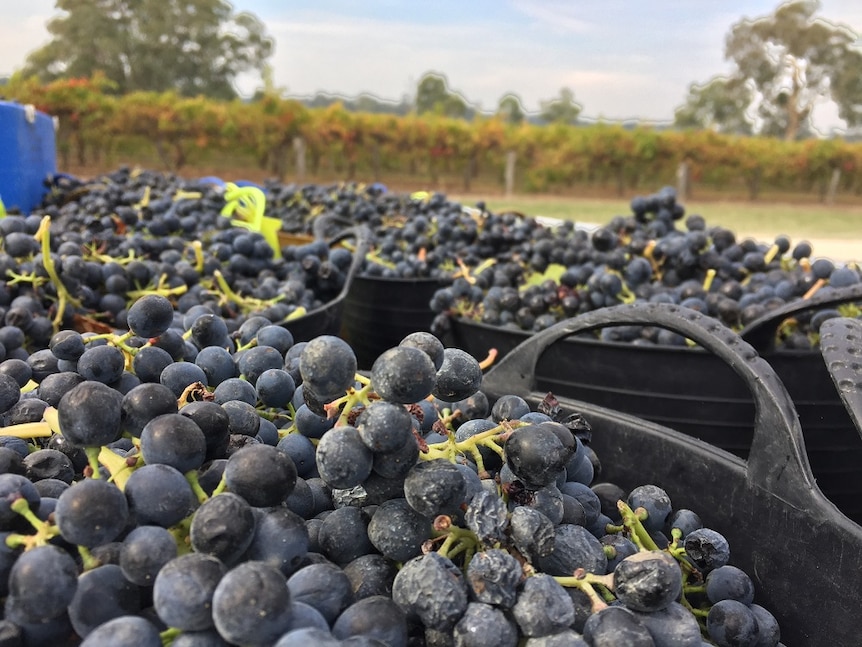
0 291 784 646
429 187 861 349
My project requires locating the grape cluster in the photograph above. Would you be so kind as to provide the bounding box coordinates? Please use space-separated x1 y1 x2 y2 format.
0 290 783 645
0 167 359 345
429 187 861 349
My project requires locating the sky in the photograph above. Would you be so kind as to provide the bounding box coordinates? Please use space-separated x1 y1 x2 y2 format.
2 1 862 135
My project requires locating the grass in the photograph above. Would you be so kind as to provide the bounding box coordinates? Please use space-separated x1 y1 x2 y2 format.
448 194 862 241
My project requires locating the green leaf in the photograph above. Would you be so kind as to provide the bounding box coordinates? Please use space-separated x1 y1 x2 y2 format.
520 263 567 290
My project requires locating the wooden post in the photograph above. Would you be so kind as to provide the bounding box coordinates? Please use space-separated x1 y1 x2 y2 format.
504 150 517 198
676 160 691 200
826 168 841 205
293 136 306 182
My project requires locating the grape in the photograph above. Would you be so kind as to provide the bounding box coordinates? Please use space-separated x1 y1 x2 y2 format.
318 505 375 566
299 335 357 401
238 344 284 386
504 424 572 489
403 459 468 518
256 368 296 408
707 599 760 647
287 562 354 625
627 484 672 532
630 601 702 647
706 565 756 605
121 382 179 437
537 523 607 577
276 433 317 479
684 527 731 573
153 552 227 631
76 344 125 384
190 492 256 566
466 548 522 608
22 448 74 483
119 524 178 586
366 497 431 562
6 545 78 623
511 573 575 638
57 380 124 447
140 412 207 473
583 606 654 647
371 346 437 404
242 506 309 577
127 294 175 338
392 552 468 631
194 346 237 387
315 425 373 489
343 554 398 601
67 564 142 638
613 550 683 613
453 602 518 647
356 401 414 453
0 374 20 415
160 361 208 397
55 478 129 547
132 345 174 383
79 615 162 647
509 505 556 563
331 595 408 646
223 444 297 507
432 348 482 401
124 463 196 527
275 627 341 646
212 560 295 646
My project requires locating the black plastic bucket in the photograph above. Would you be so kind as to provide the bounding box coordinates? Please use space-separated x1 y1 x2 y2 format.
278 225 371 343
450 283 862 524
480 303 862 647
340 276 448 370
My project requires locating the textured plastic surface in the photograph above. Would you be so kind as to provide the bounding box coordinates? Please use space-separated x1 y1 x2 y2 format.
820 317 862 435
0 101 56 213
449 284 862 522
277 225 370 342
480 303 862 647
340 275 446 370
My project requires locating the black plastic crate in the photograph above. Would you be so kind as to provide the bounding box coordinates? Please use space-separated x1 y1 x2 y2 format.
480 303 862 647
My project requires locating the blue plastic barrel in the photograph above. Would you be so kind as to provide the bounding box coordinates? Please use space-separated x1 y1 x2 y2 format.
0 101 57 214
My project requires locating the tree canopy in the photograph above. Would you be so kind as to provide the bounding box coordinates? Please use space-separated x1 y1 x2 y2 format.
678 0 862 139
539 87 582 125
20 0 273 99
496 93 526 125
414 72 470 118
674 76 755 135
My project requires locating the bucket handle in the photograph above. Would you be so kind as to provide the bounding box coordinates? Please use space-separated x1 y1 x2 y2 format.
740 282 862 351
820 317 862 438
274 222 372 327
481 302 817 506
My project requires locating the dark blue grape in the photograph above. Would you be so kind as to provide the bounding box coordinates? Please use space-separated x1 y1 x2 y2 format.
124 463 196 527
224 444 296 507
77 344 125 384
140 413 207 472
127 294 175 339
118 524 178 586
132 345 174 383
160 361 208 397
190 492 256 566
79 615 162 647
55 478 128 547
466 548 522 609
315 425 373 489
287 562 354 625
684 527 731 573
121 382 179 438
212 560 294 646
153 552 227 631
707 599 760 647
299 335 357 401
706 565 756 605
256 368 296 408
57 380 124 447
511 573 575 638
370 346 436 404
67 564 142 639
627 484 672 532
332 595 408 647
194 346 237 387
392 552 468 631
6 545 79 623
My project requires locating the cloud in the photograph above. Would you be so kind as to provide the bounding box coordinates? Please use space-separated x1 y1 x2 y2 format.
508 0 594 34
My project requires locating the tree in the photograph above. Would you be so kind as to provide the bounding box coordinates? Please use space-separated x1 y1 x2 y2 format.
724 0 860 139
674 76 755 135
414 72 470 119
497 93 526 125
539 87 582 125
20 0 273 99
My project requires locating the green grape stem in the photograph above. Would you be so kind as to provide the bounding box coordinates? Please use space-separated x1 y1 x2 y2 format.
554 569 611 613
617 501 661 552
34 215 83 331
6 498 61 550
